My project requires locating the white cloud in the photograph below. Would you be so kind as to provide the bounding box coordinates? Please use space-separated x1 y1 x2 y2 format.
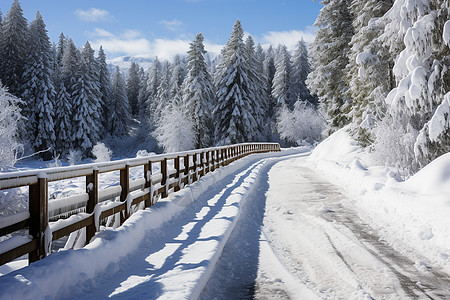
89 28 115 38
159 19 184 32
75 8 112 22
88 27 225 61
261 27 316 50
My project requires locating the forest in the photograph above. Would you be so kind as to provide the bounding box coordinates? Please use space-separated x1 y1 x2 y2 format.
0 0 449 176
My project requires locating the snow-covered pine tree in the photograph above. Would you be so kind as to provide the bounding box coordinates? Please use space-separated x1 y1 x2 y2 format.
214 19 260 144
0 83 22 169
306 0 354 134
137 71 150 118
345 0 394 146
59 38 80 153
170 55 187 94
154 62 171 125
0 0 28 97
379 0 450 171
0 10 3 43
72 42 101 155
56 33 66 66
291 39 316 105
145 57 162 124
22 11 56 157
263 45 278 136
245 36 267 139
126 62 141 115
97 46 111 134
54 80 72 155
272 45 293 109
182 33 215 148
108 66 131 136
60 38 79 99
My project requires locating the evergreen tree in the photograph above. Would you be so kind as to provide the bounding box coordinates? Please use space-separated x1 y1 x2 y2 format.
154 62 171 124
182 33 215 148
214 19 260 144
145 57 162 124
0 0 28 97
72 42 101 155
54 80 72 155
137 71 150 118
380 0 450 171
0 10 3 43
108 66 131 136
272 45 293 109
346 0 394 145
97 46 110 133
306 0 354 134
263 45 278 135
59 38 80 152
22 11 56 157
60 38 80 100
170 55 187 94
263 45 276 98
291 39 316 105
126 61 141 115
56 32 66 65
245 36 267 138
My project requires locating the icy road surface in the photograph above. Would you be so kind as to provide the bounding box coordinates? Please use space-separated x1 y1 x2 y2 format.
201 153 450 299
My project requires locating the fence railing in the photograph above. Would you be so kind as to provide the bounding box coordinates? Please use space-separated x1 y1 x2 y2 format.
0 143 280 267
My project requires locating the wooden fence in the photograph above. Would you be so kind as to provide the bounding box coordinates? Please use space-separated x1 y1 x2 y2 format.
0 143 280 267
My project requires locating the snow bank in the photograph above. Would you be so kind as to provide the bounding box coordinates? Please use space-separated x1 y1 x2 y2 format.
309 127 450 274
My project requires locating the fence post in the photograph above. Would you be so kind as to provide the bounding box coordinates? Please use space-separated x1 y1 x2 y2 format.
200 152 205 177
144 161 152 207
192 153 197 182
120 165 130 224
211 151 215 171
161 158 168 198
174 156 181 192
86 169 99 244
184 155 189 184
205 151 210 174
28 175 48 263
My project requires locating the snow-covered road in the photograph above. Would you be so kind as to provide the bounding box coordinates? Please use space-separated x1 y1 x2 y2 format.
1 148 449 299
201 153 450 299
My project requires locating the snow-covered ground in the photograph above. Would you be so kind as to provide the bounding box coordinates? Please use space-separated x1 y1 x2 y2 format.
0 128 449 299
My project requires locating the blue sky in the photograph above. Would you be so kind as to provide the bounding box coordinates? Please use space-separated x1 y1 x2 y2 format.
2 0 323 60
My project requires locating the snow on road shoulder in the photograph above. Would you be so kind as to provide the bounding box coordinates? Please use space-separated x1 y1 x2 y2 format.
0 149 301 300
308 127 450 274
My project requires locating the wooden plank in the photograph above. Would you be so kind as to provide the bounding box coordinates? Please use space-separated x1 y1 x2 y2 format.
52 215 94 241
131 193 149 207
85 169 99 244
99 202 127 221
28 176 48 263
0 239 37 266
0 218 29 236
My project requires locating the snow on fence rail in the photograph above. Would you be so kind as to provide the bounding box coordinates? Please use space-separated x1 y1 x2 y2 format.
0 143 280 267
